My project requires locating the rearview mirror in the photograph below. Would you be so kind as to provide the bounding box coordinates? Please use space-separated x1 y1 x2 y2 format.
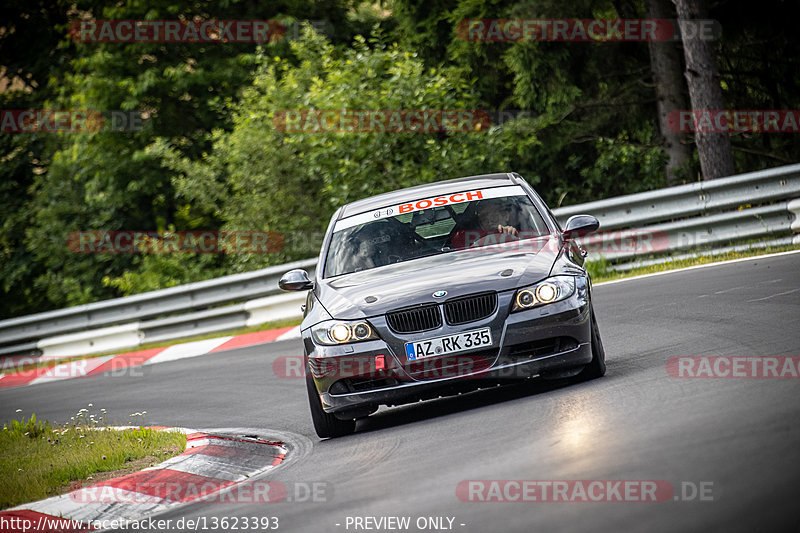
563 214 599 239
279 269 314 291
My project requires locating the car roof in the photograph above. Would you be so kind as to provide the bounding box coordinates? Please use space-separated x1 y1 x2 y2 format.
338 172 519 219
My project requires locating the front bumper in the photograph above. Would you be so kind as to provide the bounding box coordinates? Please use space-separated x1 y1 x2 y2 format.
305 280 593 415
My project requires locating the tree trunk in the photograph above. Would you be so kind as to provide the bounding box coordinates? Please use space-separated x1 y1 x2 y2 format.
672 0 735 180
646 0 693 185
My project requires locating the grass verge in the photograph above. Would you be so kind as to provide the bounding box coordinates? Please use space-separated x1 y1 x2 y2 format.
1 411 186 510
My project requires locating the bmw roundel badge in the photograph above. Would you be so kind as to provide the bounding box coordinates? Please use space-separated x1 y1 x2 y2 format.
432 290 447 298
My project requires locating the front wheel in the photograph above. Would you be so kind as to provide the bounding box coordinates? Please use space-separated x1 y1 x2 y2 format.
306 374 356 438
577 309 606 380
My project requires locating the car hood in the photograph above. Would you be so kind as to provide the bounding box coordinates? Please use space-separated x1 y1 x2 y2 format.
317 237 561 319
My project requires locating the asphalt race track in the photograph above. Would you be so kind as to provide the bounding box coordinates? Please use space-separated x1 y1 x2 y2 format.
2 252 799 532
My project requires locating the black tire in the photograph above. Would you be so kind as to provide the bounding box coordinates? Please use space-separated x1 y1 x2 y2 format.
306 374 356 438
578 309 606 380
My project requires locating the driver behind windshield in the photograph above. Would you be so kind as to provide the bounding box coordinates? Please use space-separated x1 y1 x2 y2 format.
451 198 521 249
324 192 549 276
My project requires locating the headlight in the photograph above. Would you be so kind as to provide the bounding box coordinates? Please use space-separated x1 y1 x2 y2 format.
512 276 575 312
311 319 379 345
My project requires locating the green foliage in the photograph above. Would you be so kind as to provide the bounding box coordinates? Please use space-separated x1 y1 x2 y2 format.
585 255 610 281
157 25 515 273
1 0 798 316
102 252 224 295
579 131 667 198
2 0 355 307
6 414 51 440
385 0 669 209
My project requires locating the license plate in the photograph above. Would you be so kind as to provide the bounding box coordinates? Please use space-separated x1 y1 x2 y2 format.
404 328 492 361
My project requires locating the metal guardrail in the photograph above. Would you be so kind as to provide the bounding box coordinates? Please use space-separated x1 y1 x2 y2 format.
1 164 799 363
0 258 316 360
580 200 796 264
555 164 800 229
563 164 800 269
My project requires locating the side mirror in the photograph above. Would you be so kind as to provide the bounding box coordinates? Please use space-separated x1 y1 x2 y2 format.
563 214 599 239
279 269 314 291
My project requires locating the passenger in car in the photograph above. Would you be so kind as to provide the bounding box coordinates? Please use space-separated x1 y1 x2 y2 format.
349 239 377 271
344 225 393 271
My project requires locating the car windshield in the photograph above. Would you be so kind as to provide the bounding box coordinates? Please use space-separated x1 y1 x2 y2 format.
323 185 550 277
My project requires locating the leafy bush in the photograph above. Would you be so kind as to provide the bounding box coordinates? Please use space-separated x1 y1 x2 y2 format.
147 26 517 281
